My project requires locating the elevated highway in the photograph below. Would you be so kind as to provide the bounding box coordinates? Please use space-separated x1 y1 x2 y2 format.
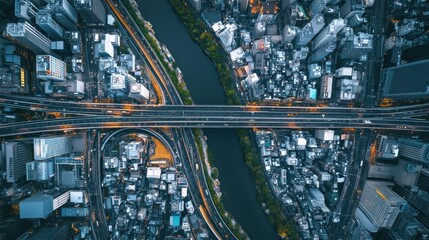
0 94 428 119
0 114 427 138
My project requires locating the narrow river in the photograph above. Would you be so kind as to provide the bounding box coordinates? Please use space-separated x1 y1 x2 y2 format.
138 1 279 239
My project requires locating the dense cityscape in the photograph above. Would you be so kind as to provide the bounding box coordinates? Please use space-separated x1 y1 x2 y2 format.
0 0 428 239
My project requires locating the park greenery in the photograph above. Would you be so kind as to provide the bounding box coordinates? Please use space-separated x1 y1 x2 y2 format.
169 0 241 105
170 0 298 239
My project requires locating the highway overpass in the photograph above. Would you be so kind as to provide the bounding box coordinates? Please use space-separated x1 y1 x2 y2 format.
0 114 427 138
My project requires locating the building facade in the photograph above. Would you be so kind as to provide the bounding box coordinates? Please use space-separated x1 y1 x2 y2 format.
4 141 33 183
36 55 67 81
312 18 346 50
36 13 64 40
398 138 429 164
341 32 373 60
357 182 407 232
33 136 72 160
74 0 106 25
294 14 325 48
5 21 52 55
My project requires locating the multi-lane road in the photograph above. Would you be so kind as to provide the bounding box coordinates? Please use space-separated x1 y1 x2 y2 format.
1 94 429 138
99 1 235 239
1 0 425 239
1 113 429 138
1 93 428 118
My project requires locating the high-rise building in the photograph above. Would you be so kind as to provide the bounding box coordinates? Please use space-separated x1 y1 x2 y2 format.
398 19 418 37
94 33 120 58
308 188 330 213
36 55 67 81
26 159 55 181
33 136 72 160
392 212 428 240
74 0 106 25
319 75 333 99
53 190 69 210
294 14 325 48
15 0 38 21
4 141 33 183
375 135 399 159
239 0 248 12
36 13 65 40
19 190 69 218
55 155 84 188
19 195 54 219
367 163 396 180
350 218 372 240
340 0 365 20
417 168 429 193
394 159 422 186
129 82 149 100
341 32 373 60
309 0 327 16
5 22 52 55
110 74 126 90
356 182 407 232
309 40 336 62
312 18 346 50
398 138 429 164
408 190 429 217
381 59 429 100
347 13 365 27
49 0 78 30
283 25 297 42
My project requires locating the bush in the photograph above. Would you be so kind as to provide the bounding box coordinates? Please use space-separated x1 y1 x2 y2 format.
211 167 219 179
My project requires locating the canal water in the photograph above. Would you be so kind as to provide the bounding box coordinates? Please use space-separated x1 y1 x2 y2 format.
138 1 279 239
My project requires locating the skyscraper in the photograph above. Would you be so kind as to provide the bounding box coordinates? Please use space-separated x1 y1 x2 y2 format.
36 55 67 81
36 13 65 40
312 18 346 50
19 190 69 218
309 0 327 16
398 138 429 164
417 168 429 193
48 0 78 30
239 0 248 12
33 136 72 160
340 0 365 20
341 32 373 60
26 159 55 181
381 59 429 100
356 182 407 232
391 212 428 240
15 0 38 21
309 40 336 62
394 159 422 186
283 25 297 42
129 82 149 100
74 0 106 25
374 135 399 159
294 14 325 48
5 22 52 55
4 141 34 183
